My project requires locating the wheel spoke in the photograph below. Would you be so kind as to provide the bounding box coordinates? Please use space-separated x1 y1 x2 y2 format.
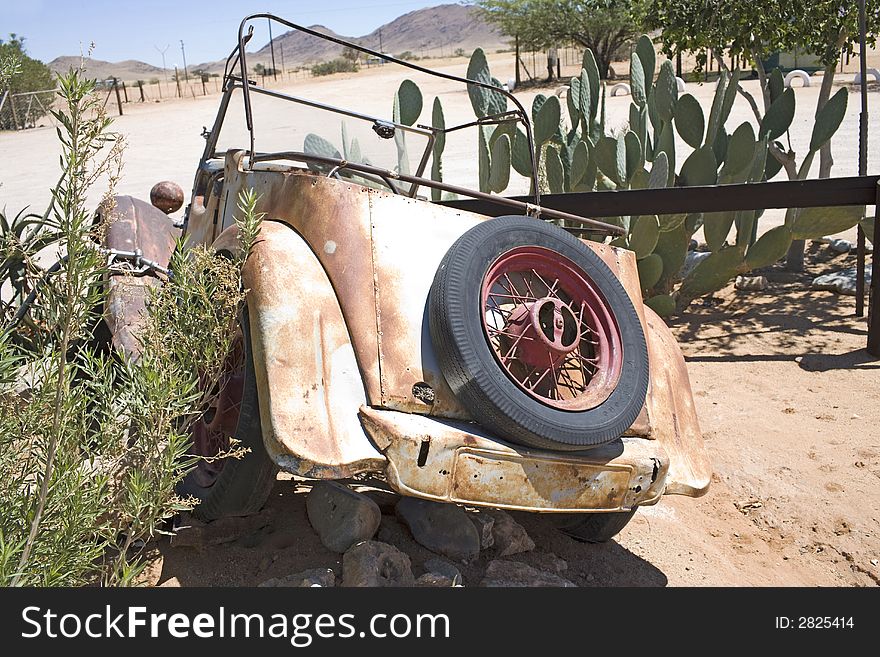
487 326 535 342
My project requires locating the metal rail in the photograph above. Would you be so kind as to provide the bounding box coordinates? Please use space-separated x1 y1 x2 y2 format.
443 177 880 356
440 176 880 216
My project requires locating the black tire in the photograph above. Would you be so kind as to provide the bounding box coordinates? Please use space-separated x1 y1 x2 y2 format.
554 509 637 543
428 215 649 451
179 308 278 520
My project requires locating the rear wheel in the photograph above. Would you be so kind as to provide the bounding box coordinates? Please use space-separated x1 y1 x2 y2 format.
554 509 637 543
179 308 278 520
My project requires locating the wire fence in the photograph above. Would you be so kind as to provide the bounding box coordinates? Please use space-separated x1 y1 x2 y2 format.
0 88 63 130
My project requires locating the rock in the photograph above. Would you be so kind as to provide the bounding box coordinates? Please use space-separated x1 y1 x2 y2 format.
376 514 409 546
416 573 458 587
480 560 576 587
811 266 872 296
306 481 381 553
680 250 711 278
259 568 336 588
423 557 462 586
734 275 768 291
488 510 535 557
396 497 480 562
532 552 568 574
342 540 415 587
170 508 274 549
828 238 852 254
468 512 495 550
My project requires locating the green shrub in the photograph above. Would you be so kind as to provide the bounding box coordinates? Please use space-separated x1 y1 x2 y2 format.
0 68 260 586
310 58 359 76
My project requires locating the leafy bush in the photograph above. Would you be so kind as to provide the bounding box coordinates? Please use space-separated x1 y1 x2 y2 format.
0 68 260 585
310 58 359 76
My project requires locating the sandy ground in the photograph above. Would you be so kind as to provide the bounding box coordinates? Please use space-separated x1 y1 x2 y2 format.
1 50 878 587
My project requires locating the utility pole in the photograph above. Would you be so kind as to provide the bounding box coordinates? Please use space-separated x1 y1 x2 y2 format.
268 18 278 80
180 40 189 82
378 28 383 54
154 44 170 81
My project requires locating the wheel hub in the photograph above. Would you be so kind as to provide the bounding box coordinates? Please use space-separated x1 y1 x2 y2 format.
505 297 581 368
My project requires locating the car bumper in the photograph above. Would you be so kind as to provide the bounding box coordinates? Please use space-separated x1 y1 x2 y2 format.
359 405 669 513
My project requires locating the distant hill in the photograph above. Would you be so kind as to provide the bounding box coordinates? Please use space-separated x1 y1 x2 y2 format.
48 56 165 81
252 24 350 66
49 4 508 81
359 4 505 58
251 4 505 65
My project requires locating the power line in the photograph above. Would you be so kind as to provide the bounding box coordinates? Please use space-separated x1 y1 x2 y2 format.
153 43 169 82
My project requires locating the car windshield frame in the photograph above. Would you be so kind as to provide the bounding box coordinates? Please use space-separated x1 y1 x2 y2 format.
197 12 624 235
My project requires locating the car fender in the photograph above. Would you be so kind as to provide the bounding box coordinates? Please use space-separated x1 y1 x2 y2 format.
98 195 180 360
642 306 712 497
233 220 387 478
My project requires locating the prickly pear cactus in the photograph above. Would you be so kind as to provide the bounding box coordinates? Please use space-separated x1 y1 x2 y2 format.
383 39 860 316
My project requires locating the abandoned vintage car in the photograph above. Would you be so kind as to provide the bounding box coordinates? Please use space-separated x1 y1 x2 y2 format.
100 14 710 543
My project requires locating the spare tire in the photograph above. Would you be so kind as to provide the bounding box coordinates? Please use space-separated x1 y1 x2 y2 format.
428 215 648 451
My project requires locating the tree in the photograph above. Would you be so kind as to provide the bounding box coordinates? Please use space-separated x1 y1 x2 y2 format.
647 0 879 269
0 34 55 129
477 0 643 79
342 46 360 63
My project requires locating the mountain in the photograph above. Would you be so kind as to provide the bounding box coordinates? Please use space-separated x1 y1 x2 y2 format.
252 3 505 66
48 4 508 80
48 56 165 81
360 4 504 58
253 24 349 66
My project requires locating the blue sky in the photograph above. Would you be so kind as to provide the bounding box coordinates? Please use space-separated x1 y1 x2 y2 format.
2 0 452 66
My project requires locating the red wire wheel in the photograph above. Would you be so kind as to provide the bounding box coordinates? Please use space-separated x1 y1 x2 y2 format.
178 308 278 520
429 216 648 451
481 245 623 411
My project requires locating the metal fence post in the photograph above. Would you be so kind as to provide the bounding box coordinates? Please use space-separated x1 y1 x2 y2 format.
856 0 869 317
868 182 880 356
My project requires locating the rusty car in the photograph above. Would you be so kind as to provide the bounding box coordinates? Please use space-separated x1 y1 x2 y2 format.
100 13 710 544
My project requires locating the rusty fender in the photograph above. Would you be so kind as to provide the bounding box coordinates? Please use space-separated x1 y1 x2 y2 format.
239 220 387 478
99 195 180 360
641 307 712 497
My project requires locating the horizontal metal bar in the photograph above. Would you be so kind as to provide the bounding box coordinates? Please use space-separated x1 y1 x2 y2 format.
440 176 880 218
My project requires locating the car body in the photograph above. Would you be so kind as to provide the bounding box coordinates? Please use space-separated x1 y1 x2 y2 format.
101 14 710 537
